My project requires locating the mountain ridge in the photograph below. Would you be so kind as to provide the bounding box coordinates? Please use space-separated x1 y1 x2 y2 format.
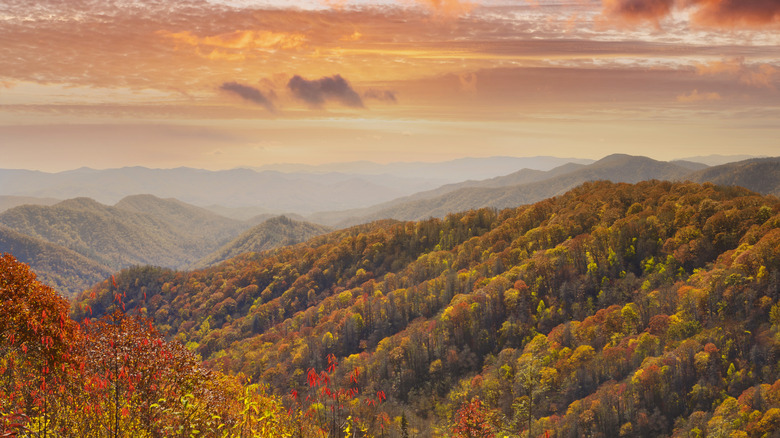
190 215 332 269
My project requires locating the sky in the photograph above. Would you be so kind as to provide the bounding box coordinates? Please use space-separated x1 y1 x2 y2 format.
0 0 778 172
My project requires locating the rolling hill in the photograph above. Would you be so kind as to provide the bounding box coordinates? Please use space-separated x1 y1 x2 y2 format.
114 194 246 246
0 195 248 272
0 195 60 213
687 157 780 196
0 224 111 297
190 216 331 269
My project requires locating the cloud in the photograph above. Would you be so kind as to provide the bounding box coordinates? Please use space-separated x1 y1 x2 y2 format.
363 89 398 103
602 0 675 25
601 0 780 27
416 0 474 16
220 82 276 112
458 72 478 93
687 0 780 27
287 75 364 108
340 31 363 42
677 89 722 102
158 30 306 51
696 58 778 89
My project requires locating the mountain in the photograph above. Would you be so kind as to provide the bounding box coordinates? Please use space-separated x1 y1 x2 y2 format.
114 194 246 245
201 205 275 221
0 195 247 272
0 167 444 213
678 154 766 166
190 216 332 269
0 195 60 213
686 157 780 196
670 159 709 171
0 224 111 297
255 156 595 181
312 154 695 226
0 158 599 214
73 180 780 437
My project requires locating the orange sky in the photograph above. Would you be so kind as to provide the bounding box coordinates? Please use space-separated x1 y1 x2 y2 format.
0 0 778 171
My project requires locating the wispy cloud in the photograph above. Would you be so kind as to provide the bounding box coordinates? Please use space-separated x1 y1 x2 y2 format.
602 0 780 28
363 89 397 103
697 58 778 90
677 89 722 103
220 82 276 112
415 0 474 16
158 29 306 51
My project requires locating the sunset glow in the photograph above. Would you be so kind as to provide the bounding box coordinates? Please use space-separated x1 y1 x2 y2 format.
1 0 778 171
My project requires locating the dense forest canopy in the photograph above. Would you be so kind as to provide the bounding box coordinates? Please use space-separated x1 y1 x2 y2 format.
3 180 780 436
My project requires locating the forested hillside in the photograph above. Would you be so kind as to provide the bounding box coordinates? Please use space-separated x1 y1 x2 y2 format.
0 195 59 213
688 157 780 197
191 216 332 269
0 224 111 296
72 181 780 437
0 196 245 271
114 194 246 245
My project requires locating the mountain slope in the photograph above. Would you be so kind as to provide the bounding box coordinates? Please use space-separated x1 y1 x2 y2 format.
0 224 111 297
114 194 246 246
190 216 331 269
319 154 694 226
0 195 60 213
0 196 243 271
75 180 780 437
687 157 780 196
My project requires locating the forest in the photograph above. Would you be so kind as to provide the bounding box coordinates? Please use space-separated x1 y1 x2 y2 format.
3 180 780 437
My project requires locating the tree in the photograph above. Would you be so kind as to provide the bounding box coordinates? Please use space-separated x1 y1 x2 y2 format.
451 397 496 438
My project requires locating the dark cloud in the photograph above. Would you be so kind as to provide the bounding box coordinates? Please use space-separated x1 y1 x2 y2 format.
287 75 364 108
687 0 780 27
363 89 397 103
603 0 780 27
603 0 675 23
220 82 275 112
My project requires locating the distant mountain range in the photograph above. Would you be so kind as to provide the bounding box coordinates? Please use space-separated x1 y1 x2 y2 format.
253 156 595 180
0 157 595 214
309 155 780 227
677 154 767 166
